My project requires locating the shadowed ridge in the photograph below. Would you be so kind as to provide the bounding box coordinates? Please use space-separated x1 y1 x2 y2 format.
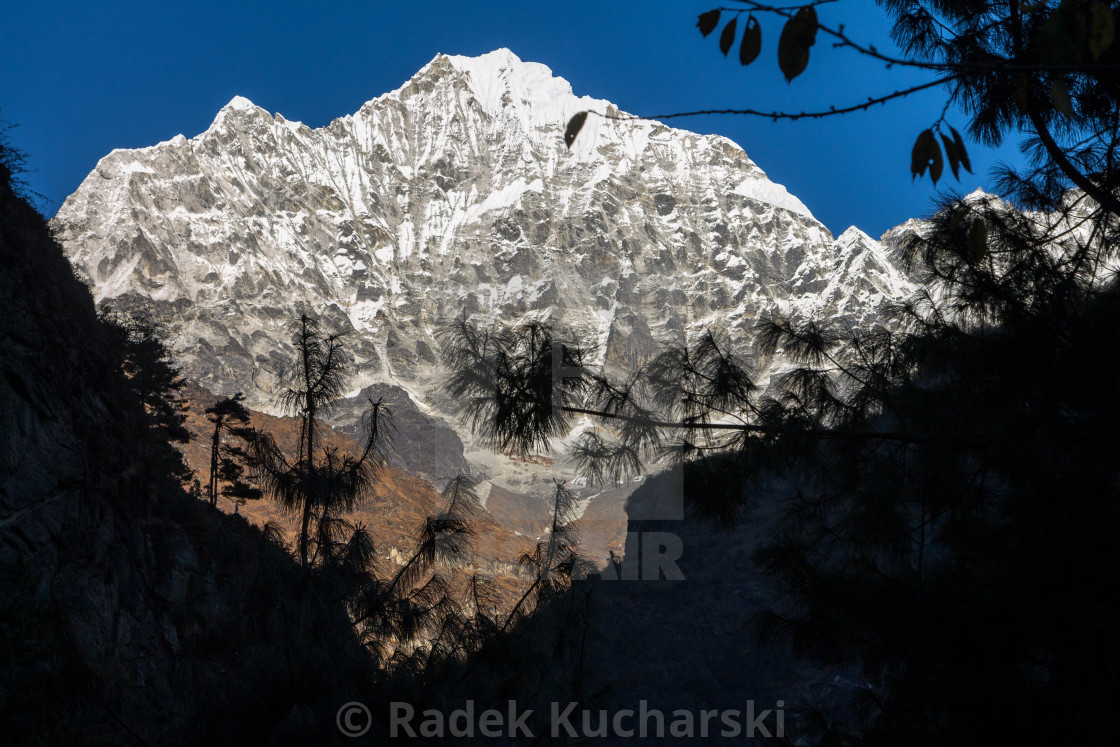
0 139 372 745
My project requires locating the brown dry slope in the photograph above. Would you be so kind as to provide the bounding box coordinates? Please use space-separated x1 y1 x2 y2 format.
178 381 533 580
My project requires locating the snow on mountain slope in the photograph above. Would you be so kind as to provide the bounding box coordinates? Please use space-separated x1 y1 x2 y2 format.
52 49 914 473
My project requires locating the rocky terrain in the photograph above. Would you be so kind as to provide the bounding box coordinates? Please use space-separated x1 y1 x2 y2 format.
51 49 917 564
177 380 538 581
0 148 374 745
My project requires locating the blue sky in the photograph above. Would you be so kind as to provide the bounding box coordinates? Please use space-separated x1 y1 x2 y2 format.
1 1 1025 236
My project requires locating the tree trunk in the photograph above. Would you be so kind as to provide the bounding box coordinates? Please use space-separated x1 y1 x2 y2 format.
298 315 316 568
208 418 222 508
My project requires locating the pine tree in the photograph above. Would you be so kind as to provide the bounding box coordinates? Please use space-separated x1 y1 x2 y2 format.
441 4 1120 739
101 308 193 486
252 314 392 568
203 392 260 509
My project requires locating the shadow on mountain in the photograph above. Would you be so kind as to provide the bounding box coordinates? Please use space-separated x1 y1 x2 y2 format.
0 145 372 745
575 465 837 743
327 383 471 482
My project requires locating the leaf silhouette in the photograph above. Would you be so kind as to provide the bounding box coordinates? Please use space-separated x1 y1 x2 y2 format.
950 126 973 174
1087 2 1116 59
1049 79 1074 117
940 133 961 180
564 111 588 150
720 16 739 57
928 136 943 183
911 129 938 180
777 7 818 82
740 17 762 66
697 9 721 38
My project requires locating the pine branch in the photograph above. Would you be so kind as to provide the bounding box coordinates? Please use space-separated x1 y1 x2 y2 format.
560 404 922 444
589 76 954 125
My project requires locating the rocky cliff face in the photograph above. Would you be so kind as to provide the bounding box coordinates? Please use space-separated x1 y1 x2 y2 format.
53 49 912 421
50 50 918 559
0 157 371 744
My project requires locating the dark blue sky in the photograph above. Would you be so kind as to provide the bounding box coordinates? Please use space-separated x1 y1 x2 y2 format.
2 1 1024 236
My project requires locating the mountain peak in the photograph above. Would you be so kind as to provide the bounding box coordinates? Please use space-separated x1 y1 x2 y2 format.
224 94 258 111
433 49 602 125
445 47 526 72
209 95 269 129
836 226 874 246
54 50 910 421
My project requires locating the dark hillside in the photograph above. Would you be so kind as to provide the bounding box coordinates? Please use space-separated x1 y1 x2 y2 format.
575 470 829 744
0 144 371 745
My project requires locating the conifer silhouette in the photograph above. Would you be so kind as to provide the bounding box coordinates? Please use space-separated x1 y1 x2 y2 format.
203 392 261 509
252 314 392 568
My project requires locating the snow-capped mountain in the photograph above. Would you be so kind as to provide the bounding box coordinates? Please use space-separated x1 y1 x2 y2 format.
53 48 912 455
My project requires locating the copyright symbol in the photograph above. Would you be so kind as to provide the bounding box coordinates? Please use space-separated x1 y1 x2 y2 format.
336 701 371 738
